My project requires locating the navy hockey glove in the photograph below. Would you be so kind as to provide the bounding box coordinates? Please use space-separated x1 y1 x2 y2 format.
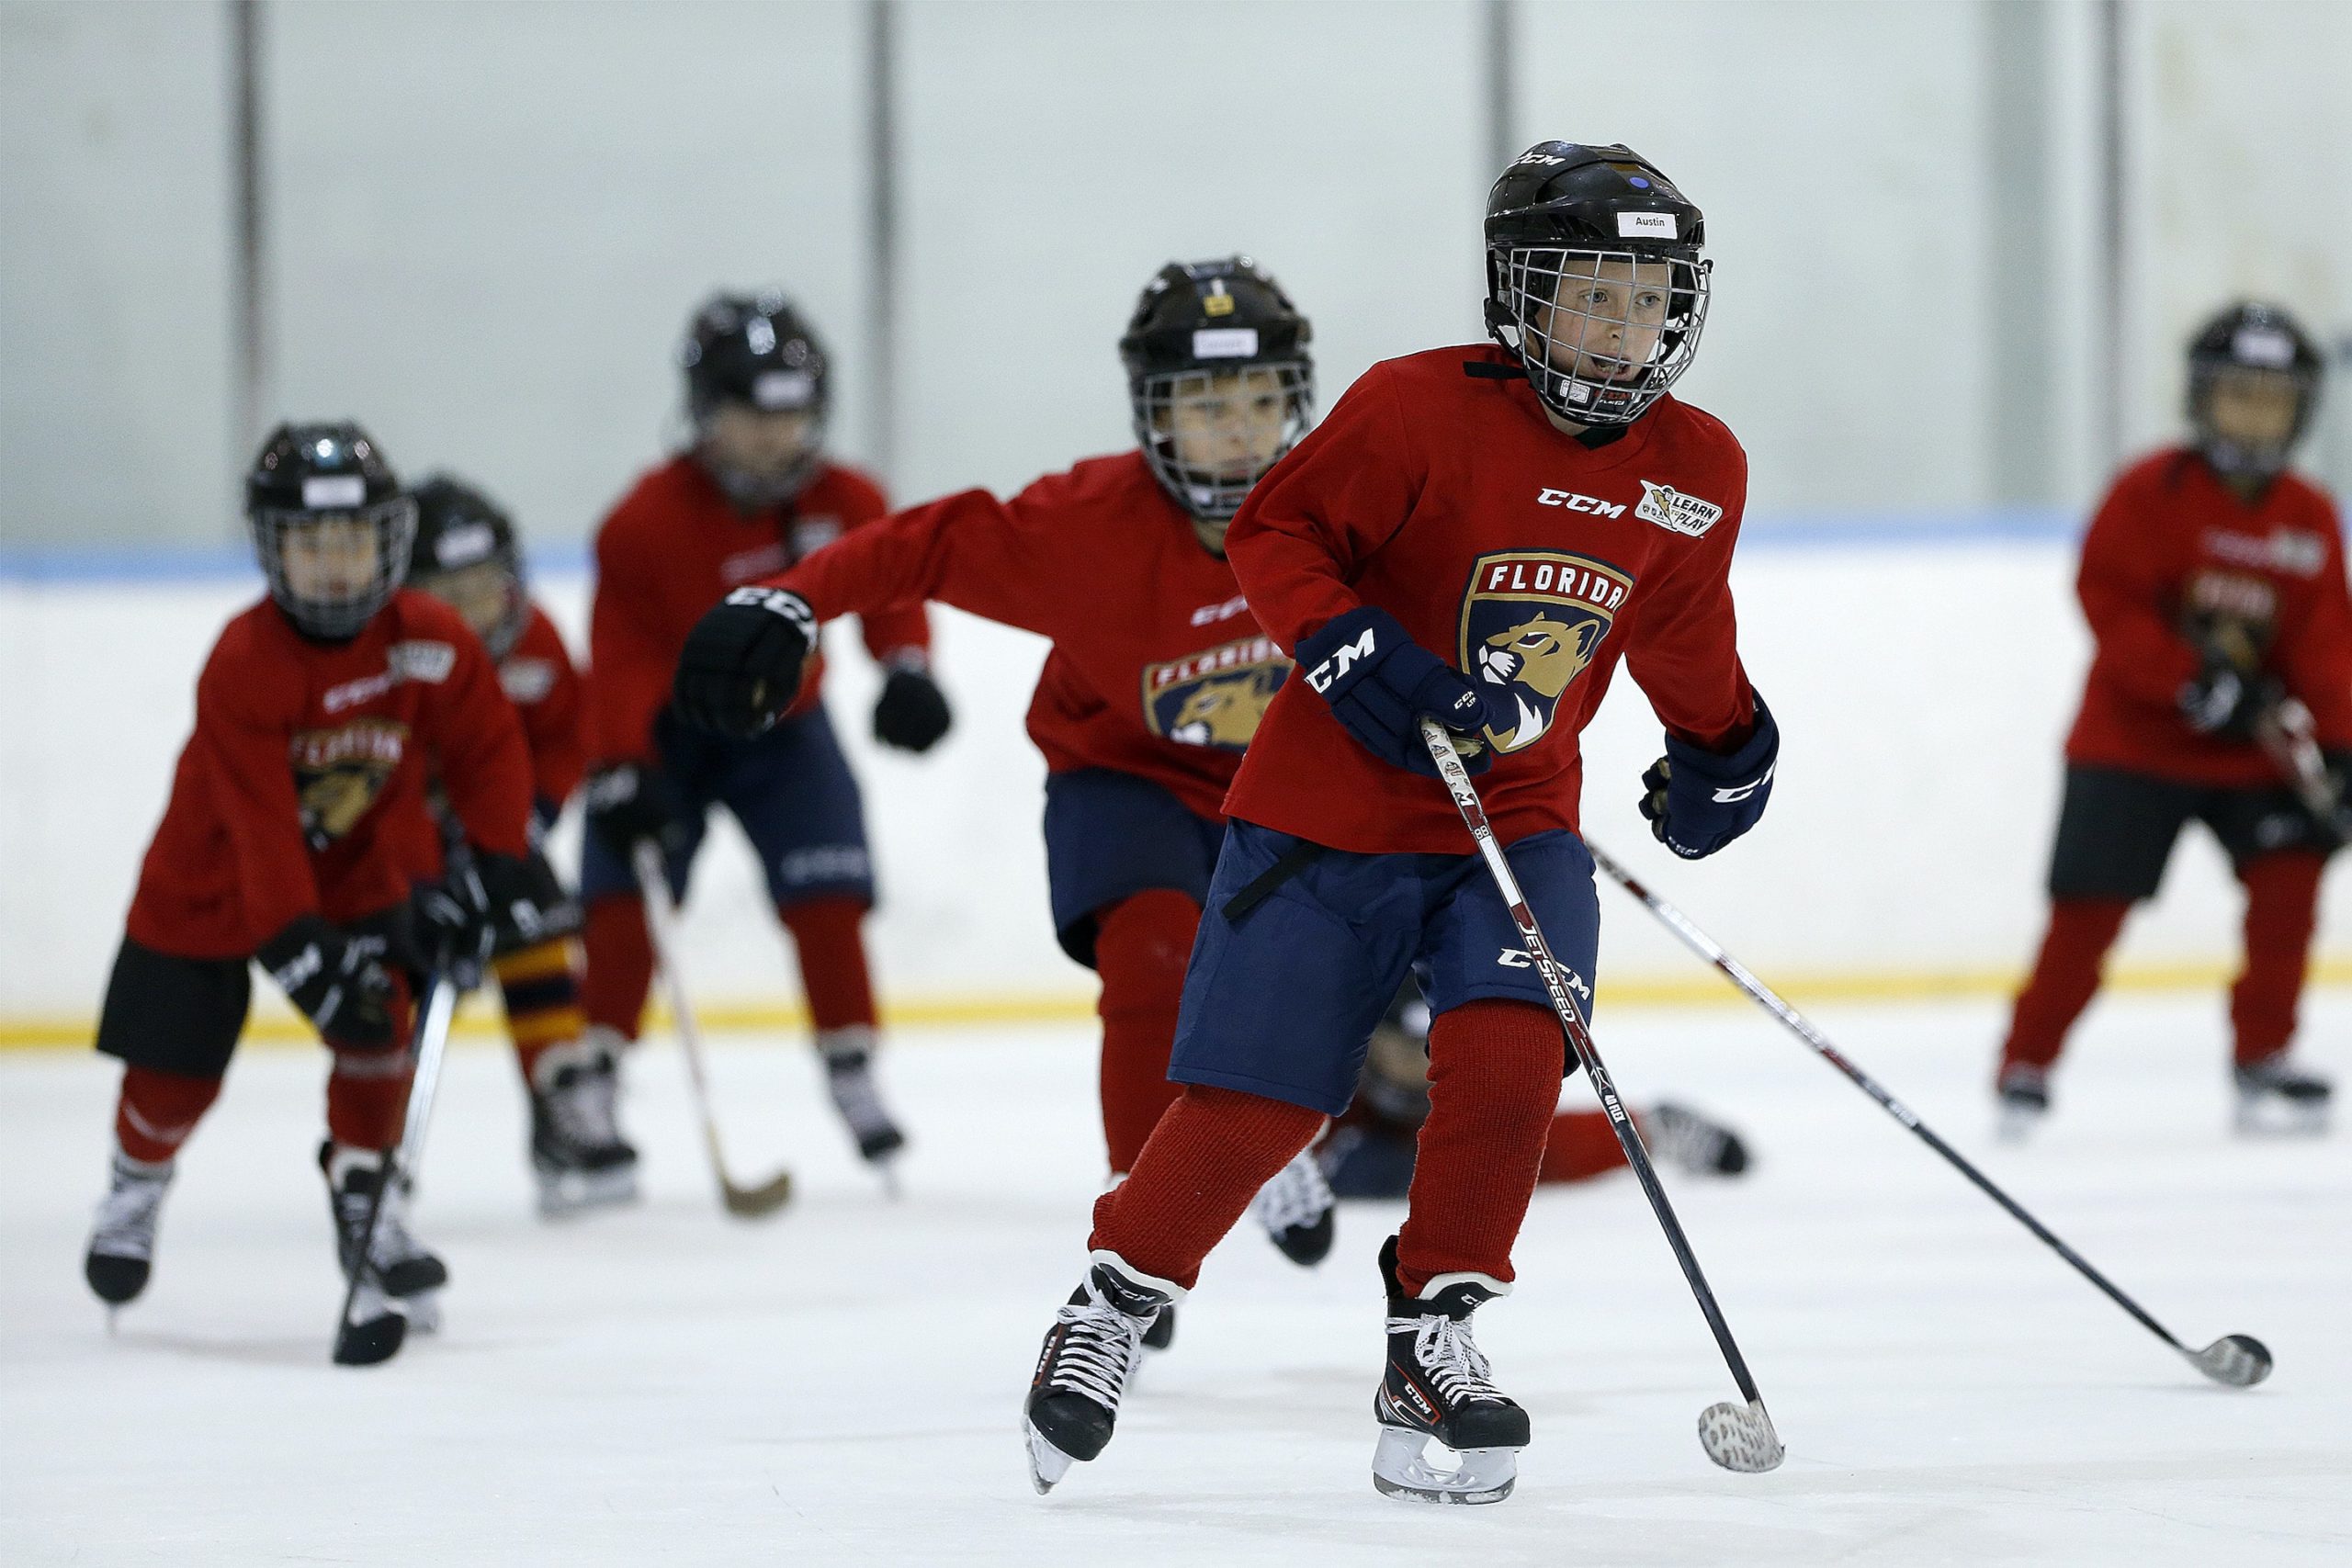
872 658 953 753
1637 695 1780 860
582 761 687 861
476 848 580 953
672 585 818 739
2179 656 2281 740
1295 605 1511 776
257 915 399 1050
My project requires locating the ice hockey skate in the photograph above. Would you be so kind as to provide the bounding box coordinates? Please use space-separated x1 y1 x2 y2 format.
530 1033 640 1216
1023 1253 1181 1494
323 1144 447 1333
2233 1052 2331 1135
820 1030 909 1177
1371 1235 1530 1506
84 1151 174 1310
1248 1145 1336 1264
1996 1064 2051 1143
1647 1102 1751 1175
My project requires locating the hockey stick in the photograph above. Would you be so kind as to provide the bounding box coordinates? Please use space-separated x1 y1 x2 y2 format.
2256 696 2342 830
1585 840 2273 1388
632 840 795 1218
333 965 458 1367
1417 720 1784 1472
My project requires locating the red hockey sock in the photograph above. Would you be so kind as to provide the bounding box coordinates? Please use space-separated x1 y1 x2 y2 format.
2232 851 2324 1066
581 894 655 1040
1538 1107 1629 1184
326 1052 413 1152
779 897 878 1037
1089 1084 1324 1290
495 935 587 1084
1091 890 1199 1175
1395 998 1564 1295
113 1066 224 1164
1999 897 2132 1074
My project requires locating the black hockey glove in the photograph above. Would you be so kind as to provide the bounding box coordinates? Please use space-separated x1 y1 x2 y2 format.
1295 605 1511 777
672 585 818 739
257 915 399 1050
873 660 953 752
2179 655 2281 740
476 848 580 953
582 761 687 861
1638 695 1780 860
410 859 497 980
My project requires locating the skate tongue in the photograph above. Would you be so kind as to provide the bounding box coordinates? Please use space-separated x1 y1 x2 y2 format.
2188 1334 2273 1387
1698 1398 1784 1472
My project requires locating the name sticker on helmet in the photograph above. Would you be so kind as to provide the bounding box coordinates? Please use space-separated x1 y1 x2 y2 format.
2232 328 2295 368
752 369 817 410
1617 211 1678 240
435 521 496 568
1193 328 1260 359
302 476 367 509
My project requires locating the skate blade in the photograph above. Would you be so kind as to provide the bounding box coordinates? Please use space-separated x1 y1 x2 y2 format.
1023 1419 1077 1495
1698 1398 1784 1472
1371 1426 1518 1505
2233 1100 2330 1138
1995 1106 2042 1145
397 1289 443 1337
535 1168 642 1218
2188 1333 2274 1387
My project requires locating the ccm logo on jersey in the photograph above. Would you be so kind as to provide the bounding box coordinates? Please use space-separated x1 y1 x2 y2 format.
1305 626 1377 693
1636 481 1724 538
321 640 456 713
1537 488 1625 519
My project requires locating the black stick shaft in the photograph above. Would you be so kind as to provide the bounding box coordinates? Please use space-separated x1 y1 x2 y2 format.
335 969 456 1333
1419 724 1774 1411
1586 841 2199 1356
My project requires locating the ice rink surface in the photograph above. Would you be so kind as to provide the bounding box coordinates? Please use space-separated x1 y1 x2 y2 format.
4 991 2346 1567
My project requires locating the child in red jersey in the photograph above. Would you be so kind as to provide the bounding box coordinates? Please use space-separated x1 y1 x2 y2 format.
1997 302 2348 1138
82 423 541 1332
405 475 637 1213
1012 141 1776 1503
579 292 949 1176
670 259 1340 1297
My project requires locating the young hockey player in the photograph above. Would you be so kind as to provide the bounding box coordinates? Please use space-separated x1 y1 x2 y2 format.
1996 301 2348 1137
405 475 637 1213
668 258 1340 1325
82 423 546 1329
581 291 950 1173
1319 987 1749 1199
1012 141 1774 1503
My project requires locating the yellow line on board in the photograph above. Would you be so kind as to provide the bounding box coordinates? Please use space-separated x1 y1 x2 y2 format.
8 956 2352 1053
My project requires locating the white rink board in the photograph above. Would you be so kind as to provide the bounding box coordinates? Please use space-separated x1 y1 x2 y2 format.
1 995 2346 1566
9 534 2352 1021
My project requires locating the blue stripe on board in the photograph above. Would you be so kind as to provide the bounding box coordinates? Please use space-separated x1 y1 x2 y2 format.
0 513 2075 582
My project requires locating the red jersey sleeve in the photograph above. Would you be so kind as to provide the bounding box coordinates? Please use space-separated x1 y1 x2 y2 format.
1224 367 1422 651
1619 434 1758 749
419 617 535 861
190 633 322 941
2076 466 2200 710
586 502 674 765
2275 493 2352 749
823 469 934 663
514 608 587 807
772 473 1081 639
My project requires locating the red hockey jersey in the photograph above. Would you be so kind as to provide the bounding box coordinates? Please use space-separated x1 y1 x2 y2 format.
500 603 587 808
768 451 1283 821
1225 344 1757 854
586 457 930 765
2065 446 2352 786
126 592 535 959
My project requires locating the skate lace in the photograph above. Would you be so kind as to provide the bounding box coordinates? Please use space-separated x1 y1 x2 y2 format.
91 1168 169 1258
1249 1148 1334 1236
549 1071 623 1147
1646 1104 1724 1170
1045 1293 1147 1411
1394 1313 1506 1406
825 1059 897 1138
340 1181 429 1269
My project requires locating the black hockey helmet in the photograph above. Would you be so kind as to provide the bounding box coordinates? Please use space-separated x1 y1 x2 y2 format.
2186 300 2324 477
244 421 416 640
1119 257 1315 523
407 474 526 659
1484 141 1711 427
680 289 831 508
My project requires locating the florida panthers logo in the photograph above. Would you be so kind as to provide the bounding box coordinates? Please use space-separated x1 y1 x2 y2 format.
289 718 409 847
1458 551 1634 752
1142 635 1293 752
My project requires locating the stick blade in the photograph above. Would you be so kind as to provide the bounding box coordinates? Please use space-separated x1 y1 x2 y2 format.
720 1168 795 1219
2189 1334 2273 1387
332 1309 408 1368
1698 1399 1784 1472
